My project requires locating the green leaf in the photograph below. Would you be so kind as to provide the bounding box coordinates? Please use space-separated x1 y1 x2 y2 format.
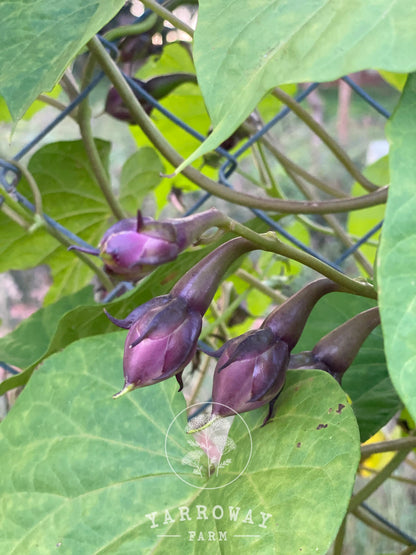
0 0 125 120
0 333 359 553
138 42 195 78
176 0 416 172
0 286 93 371
0 84 62 122
294 293 401 442
0 140 111 303
378 71 408 91
378 73 416 423
119 147 164 213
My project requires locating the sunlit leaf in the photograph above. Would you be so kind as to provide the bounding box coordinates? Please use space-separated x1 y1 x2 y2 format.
176 0 416 172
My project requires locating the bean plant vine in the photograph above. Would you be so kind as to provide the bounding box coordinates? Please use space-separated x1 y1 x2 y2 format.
0 1 415 553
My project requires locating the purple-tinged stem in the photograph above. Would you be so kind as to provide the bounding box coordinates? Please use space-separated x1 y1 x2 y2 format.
262 278 343 350
171 237 255 314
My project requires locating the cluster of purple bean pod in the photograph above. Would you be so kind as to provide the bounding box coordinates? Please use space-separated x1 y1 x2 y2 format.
71 211 380 426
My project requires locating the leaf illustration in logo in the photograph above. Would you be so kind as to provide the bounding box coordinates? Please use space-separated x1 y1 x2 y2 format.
181 450 204 477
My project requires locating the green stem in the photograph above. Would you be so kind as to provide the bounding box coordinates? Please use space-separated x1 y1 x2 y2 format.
60 70 80 102
333 517 347 555
324 214 373 276
1 189 34 223
207 300 231 341
140 0 194 37
7 160 43 216
352 505 411 546
272 87 378 192
79 52 126 220
0 202 31 229
297 215 339 236
188 354 212 406
241 120 348 199
223 218 377 299
201 291 248 341
296 214 379 246
235 268 286 303
37 94 78 119
255 141 282 197
360 465 416 487
288 170 373 276
349 448 413 511
361 436 416 457
251 144 271 191
88 36 388 215
104 13 159 41
235 167 271 190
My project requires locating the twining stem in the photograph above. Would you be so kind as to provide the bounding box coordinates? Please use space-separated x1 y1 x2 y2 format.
37 95 78 119
359 466 416 487
104 12 159 42
60 70 80 102
0 202 31 229
332 517 347 555
87 36 388 215
352 505 412 546
406 458 416 471
361 436 416 457
0 182 113 289
202 290 248 341
323 216 373 275
187 354 212 406
6 160 43 216
349 447 413 511
241 120 348 199
271 87 378 192
253 141 281 197
296 214 379 246
208 301 230 341
286 169 373 276
251 144 271 192
140 0 194 37
223 218 377 299
79 52 126 220
235 268 286 303
1 188 34 223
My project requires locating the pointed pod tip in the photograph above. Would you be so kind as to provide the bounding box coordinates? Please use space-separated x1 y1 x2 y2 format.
129 336 143 349
67 244 100 256
186 415 219 434
160 171 176 179
113 383 135 399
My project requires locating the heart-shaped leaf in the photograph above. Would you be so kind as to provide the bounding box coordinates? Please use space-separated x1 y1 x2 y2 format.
176 0 416 172
0 332 359 553
0 0 125 120
378 73 416 423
